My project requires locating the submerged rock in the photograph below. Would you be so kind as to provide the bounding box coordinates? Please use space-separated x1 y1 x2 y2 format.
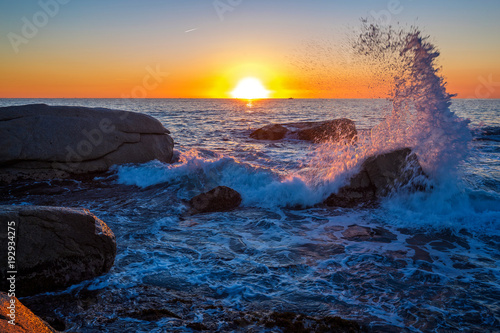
341 225 397 243
21 284 366 332
0 206 116 297
250 118 357 143
325 148 426 208
188 186 242 214
0 292 58 332
0 104 174 183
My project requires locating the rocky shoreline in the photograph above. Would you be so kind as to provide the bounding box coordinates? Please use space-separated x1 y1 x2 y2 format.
0 104 429 332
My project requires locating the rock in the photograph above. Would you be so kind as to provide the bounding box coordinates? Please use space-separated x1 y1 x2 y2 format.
341 225 397 243
0 104 174 183
188 186 242 214
250 118 357 143
250 124 288 140
325 148 426 208
0 206 116 297
0 292 58 332
293 119 357 143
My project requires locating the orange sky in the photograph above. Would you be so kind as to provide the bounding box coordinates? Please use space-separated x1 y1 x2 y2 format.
0 1 499 99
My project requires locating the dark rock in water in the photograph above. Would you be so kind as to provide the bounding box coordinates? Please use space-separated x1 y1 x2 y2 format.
250 124 288 140
341 225 397 243
21 284 366 332
0 291 59 332
0 104 174 183
0 206 116 297
123 308 181 321
293 118 357 143
325 148 426 208
188 186 242 214
250 118 357 143
261 311 365 333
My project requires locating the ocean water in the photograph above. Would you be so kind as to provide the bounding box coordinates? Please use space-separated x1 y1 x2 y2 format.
1 97 500 332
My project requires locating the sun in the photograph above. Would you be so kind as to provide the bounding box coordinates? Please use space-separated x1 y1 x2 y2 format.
231 77 270 99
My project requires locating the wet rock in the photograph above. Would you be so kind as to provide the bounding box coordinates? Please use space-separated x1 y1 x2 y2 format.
250 124 288 140
295 243 345 260
0 206 116 297
0 104 174 183
250 118 357 143
261 311 365 333
450 256 478 270
404 230 470 250
0 291 58 332
21 284 366 332
325 148 426 208
123 308 181 321
294 118 357 143
342 225 372 239
341 225 397 243
408 246 433 263
188 186 242 214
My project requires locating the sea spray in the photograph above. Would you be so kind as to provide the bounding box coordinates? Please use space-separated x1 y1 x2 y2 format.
305 21 472 197
355 21 472 176
116 22 473 211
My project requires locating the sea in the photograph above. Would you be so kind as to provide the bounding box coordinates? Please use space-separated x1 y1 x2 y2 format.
1 97 499 332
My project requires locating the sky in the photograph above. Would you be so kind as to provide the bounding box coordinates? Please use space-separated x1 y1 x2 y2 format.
0 0 499 98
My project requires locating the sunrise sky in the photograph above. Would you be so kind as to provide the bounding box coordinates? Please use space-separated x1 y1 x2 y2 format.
1 0 499 98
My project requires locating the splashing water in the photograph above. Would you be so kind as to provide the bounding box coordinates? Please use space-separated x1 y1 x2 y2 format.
306 21 472 194
356 21 472 176
2 22 497 333
116 23 473 212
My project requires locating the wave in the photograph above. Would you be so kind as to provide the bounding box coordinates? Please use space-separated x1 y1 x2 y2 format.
113 22 496 232
114 150 342 209
472 126 500 142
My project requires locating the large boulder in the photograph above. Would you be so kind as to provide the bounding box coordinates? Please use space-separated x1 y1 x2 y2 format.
250 118 357 143
0 206 116 297
0 104 174 182
325 148 426 208
0 292 58 332
188 186 242 214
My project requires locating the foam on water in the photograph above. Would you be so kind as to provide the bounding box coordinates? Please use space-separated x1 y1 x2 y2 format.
116 29 484 238
115 149 341 209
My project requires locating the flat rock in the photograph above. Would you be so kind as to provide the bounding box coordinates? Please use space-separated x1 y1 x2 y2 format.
0 206 116 297
0 104 174 182
0 291 58 332
188 186 242 214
